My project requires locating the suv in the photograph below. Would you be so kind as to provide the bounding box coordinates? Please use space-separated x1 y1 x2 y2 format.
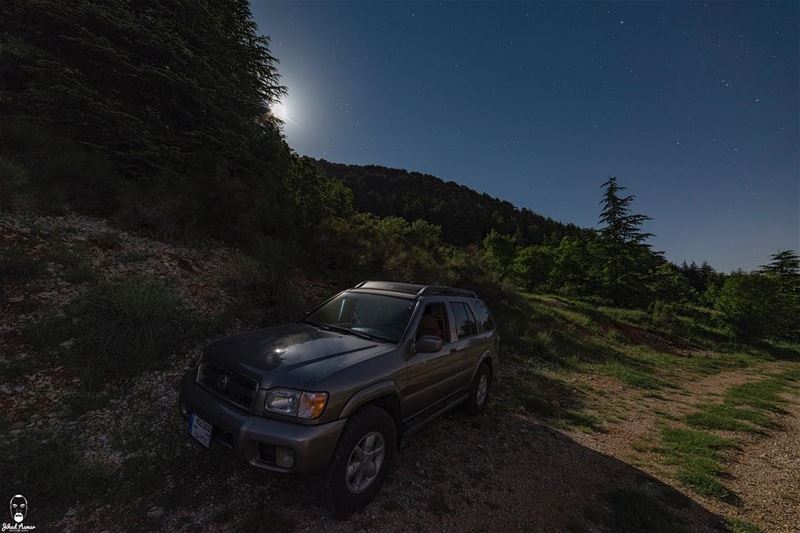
179 281 498 512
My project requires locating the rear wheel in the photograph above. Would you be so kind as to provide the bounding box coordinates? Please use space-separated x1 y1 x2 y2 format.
325 405 397 515
465 363 491 415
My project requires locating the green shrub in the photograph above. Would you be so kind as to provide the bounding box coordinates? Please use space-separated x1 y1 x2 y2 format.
482 229 518 279
315 213 449 286
512 244 555 290
715 273 783 341
648 300 681 331
28 278 199 388
249 235 306 322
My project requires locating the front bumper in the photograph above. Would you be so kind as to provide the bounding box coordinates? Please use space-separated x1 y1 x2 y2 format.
179 371 345 474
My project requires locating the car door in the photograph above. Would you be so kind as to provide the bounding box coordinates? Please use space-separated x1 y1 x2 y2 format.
447 300 484 391
398 300 461 418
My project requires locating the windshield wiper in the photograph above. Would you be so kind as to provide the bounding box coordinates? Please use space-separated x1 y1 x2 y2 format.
347 329 395 343
302 319 355 336
302 319 392 343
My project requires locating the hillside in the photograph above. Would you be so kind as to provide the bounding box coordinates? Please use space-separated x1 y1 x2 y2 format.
312 159 584 246
2 212 799 532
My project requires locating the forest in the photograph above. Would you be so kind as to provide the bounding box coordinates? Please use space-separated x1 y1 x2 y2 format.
312 159 585 246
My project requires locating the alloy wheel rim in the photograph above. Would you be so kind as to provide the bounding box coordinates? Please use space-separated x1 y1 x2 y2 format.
477 374 488 406
346 431 385 493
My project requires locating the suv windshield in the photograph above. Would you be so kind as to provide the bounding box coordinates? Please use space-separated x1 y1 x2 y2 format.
305 291 415 343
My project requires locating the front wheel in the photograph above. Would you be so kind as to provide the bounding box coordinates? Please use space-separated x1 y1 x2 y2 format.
325 405 397 515
465 363 491 415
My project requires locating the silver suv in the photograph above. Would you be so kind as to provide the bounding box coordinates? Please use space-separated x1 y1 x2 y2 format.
179 281 499 513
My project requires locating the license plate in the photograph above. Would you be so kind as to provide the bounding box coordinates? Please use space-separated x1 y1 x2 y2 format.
189 414 212 448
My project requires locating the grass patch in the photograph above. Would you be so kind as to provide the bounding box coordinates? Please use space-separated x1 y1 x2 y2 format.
657 427 735 499
726 518 763 533
26 277 201 389
686 404 774 433
726 371 798 413
687 369 799 434
601 360 661 389
658 369 800 501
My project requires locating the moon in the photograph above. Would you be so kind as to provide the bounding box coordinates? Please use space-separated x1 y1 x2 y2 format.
271 100 294 124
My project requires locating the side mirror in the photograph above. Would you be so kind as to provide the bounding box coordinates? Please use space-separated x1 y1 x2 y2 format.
415 335 443 353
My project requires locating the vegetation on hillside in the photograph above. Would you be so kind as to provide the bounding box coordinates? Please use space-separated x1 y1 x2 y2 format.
312 158 585 246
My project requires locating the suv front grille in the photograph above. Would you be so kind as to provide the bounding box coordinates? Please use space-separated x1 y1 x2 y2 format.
197 364 259 411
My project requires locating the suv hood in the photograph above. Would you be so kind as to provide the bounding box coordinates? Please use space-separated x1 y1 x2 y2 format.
202 322 390 388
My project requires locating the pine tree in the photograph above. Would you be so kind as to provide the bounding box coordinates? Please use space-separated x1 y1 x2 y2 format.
597 177 654 306
760 250 800 284
0 0 293 239
760 250 800 339
599 177 653 247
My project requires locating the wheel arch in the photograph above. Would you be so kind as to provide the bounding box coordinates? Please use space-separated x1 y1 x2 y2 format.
339 380 403 427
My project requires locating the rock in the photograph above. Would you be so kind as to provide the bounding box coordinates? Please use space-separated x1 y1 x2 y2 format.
65 507 77 517
8 296 24 303
59 339 76 349
146 506 165 520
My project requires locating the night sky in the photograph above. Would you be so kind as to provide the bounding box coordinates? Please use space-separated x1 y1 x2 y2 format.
251 1 799 271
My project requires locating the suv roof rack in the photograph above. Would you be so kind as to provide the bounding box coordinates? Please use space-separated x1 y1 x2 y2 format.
416 285 478 298
354 281 477 299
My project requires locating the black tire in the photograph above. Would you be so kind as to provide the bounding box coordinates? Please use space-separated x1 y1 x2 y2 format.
325 404 397 516
465 363 491 415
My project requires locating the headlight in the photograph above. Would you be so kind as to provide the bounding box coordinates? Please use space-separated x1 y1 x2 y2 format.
265 388 328 419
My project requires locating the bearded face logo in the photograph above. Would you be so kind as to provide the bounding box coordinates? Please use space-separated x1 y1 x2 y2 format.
10 494 27 524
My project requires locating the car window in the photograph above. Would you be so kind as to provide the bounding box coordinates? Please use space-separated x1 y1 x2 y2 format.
471 300 495 332
449 301 478 338
416 303 451 342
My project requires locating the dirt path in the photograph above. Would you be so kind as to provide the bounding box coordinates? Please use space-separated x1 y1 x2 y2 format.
705 392 800 533
565 361 800 533
568 361 792 458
